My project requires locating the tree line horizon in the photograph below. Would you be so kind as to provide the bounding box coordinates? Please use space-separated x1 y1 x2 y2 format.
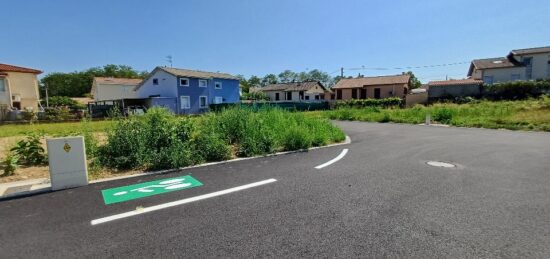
39 64 421 97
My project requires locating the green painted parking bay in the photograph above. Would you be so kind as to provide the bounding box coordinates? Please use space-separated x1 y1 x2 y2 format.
102 175 203 205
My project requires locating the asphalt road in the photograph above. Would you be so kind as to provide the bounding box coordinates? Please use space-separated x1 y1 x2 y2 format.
1 122 550 258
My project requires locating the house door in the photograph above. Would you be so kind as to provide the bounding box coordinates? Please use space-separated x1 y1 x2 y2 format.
374 88 381 99
360 89 367 99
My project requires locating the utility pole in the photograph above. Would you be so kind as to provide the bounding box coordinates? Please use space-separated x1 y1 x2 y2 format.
45 83 49 108
340 67 344 78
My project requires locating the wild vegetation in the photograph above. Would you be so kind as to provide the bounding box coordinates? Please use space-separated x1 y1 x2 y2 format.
309 96 550 131
98 107 345 170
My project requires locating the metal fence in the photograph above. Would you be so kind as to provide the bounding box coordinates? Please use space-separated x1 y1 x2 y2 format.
210 101 330 112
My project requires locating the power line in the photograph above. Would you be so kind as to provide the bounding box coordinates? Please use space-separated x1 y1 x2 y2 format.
332 61 470 74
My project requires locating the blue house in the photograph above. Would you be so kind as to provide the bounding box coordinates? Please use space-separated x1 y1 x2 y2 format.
134 66 240 114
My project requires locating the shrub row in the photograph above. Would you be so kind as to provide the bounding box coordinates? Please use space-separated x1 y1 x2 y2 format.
483 80 550 100
334 97 403 109
98 107 345 170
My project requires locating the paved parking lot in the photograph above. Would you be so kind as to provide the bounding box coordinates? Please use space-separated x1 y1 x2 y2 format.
1 122 549 258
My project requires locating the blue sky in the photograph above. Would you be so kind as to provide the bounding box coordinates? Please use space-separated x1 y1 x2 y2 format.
1 0 549 82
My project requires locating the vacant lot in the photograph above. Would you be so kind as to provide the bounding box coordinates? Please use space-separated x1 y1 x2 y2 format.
308 97 550 131
0 120 112 138
1 107 345 182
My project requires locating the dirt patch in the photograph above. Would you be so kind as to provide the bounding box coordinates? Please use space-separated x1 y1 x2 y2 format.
0 165 49 183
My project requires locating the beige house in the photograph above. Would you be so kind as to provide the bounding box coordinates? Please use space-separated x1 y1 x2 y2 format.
253 81 330 102
468 46 550 84
91 77 142 101
332 74 411 100
0 63 42 111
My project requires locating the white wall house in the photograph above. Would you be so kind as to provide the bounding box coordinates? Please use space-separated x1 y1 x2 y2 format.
91 77 142 101
468 46 550 84
253 81 330 102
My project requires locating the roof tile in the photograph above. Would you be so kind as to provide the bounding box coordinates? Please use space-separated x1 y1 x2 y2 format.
94 77 142 85
428 78 483 86
0 63 42 74
333 74 410 89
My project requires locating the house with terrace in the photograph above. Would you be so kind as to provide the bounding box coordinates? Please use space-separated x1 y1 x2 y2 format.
332 73 411 100
252 81 331 102
134 66 240 114
468 46 550 84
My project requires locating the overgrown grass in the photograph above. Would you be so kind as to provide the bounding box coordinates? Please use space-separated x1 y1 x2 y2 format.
308 96 550 131
0 120 112 138
98 107 346 170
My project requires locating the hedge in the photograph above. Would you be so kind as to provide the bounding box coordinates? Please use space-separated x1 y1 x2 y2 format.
483 80 550 100
210 102 329 112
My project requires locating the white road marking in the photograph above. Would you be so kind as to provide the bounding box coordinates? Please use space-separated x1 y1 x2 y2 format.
91 178 277 225
315 149 349 169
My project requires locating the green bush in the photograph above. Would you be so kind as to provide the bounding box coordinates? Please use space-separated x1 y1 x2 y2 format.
240 92 270 101
335 97 403 109
10 133 47 165
378 113 391 123
44 107 74 121
281 127 312 151
98 118 145 169
433 108 454 124
192 133 232 162
46 96 78 107
2 153 19 176
484 80 550 100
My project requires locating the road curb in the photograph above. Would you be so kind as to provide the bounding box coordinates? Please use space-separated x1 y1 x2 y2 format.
0 136 351 200
90 135 351 184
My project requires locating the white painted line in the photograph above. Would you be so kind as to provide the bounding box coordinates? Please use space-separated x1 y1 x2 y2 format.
91 178 277 225
315 149 349 169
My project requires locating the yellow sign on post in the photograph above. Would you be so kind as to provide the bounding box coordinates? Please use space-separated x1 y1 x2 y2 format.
47 136 88 191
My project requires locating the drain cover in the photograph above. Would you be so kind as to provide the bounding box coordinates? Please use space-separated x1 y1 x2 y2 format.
426 161 456 168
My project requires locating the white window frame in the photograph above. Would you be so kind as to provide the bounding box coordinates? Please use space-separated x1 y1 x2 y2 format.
214 96 223 104
179 78 189 87
214 82 222 89
180 96 190 109
153 78 159 85
198 79 208 88
199 96 208 108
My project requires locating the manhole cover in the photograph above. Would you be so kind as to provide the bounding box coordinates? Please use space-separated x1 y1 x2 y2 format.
426 161 456 168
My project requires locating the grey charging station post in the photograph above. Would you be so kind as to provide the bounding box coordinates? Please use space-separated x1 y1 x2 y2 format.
46 136 88 191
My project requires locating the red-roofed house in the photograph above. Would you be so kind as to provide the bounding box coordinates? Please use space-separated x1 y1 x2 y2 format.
0 63 42 112
332 74 411 100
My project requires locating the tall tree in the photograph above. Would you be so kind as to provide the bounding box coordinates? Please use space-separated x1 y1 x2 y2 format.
41 64 148 97
278 70 298 83
406 71 422 89
248 76 261 88
306 69 334 87
261 74 278 86
236 75 250 93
